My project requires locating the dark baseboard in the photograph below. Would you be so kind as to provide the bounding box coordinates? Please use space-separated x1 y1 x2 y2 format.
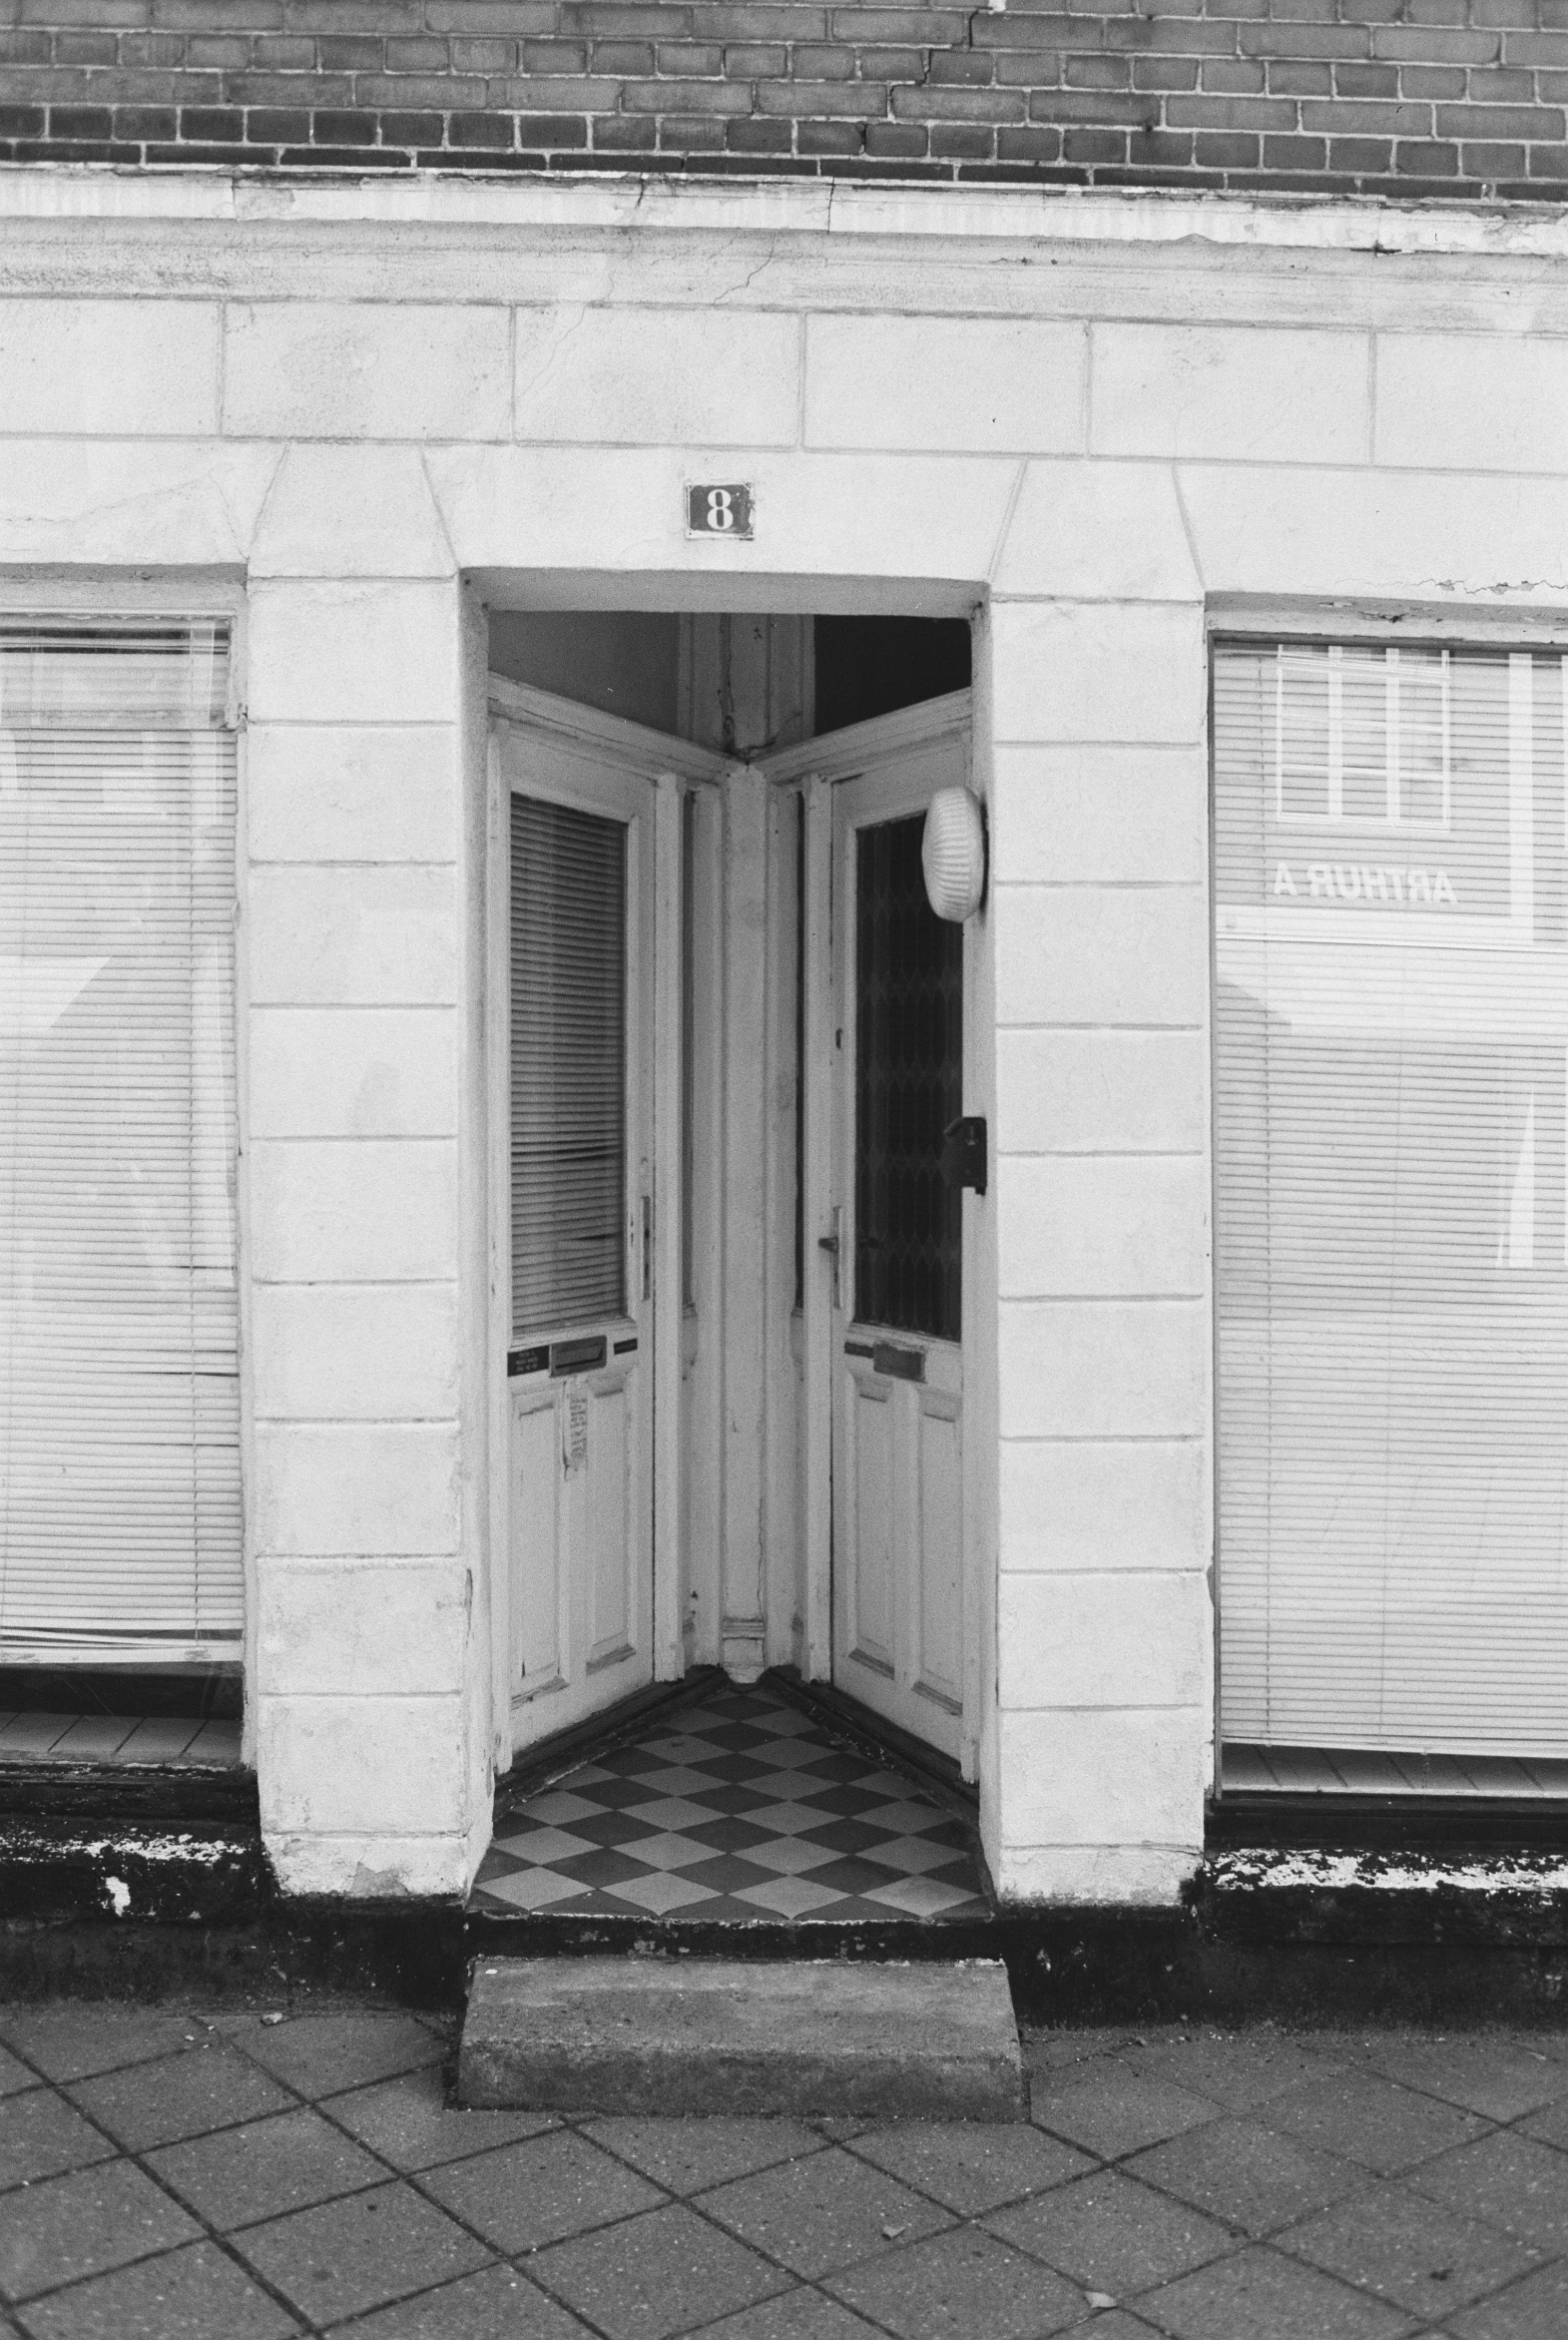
1209 1796 1568 1853
0 1668 242 1720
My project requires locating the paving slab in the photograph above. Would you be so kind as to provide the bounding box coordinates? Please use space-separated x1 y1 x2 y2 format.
458 1957 1024 2119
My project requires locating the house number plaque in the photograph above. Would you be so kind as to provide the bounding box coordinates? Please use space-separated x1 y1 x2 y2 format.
687 483 754 539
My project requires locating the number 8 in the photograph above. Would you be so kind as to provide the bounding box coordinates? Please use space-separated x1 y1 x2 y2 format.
706 489 735 532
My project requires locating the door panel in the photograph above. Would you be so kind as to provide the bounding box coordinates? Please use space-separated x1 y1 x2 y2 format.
496 714 658 1751
827 739 970 1763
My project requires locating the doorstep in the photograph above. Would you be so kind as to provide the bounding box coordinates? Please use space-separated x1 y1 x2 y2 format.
457 1955 1026 2118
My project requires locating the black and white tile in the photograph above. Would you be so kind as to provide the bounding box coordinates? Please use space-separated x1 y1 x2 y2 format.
469 1680 988 1923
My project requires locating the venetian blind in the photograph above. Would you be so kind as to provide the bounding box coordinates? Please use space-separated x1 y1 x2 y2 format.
0 624 241 1660
511 794 626 1338
1216 640 1568 1758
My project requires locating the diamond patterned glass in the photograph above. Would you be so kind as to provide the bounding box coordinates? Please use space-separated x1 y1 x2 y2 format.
854 814 962 1342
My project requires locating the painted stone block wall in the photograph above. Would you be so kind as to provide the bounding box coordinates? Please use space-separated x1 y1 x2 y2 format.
2 179 1566 1900
3 0 1567 198
243 457 493 1900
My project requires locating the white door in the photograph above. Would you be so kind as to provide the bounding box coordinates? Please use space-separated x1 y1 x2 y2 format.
825 732 970 1762
495 708 659 1750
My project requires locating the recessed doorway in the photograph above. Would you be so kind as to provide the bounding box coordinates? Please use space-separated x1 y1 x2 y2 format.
485 607 983 1794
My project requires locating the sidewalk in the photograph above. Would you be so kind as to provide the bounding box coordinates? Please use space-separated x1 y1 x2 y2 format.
3 1998 1568 2337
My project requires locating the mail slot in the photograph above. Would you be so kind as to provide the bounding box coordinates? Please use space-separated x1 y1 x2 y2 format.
871 1341 925 1383
551 1334 607 1377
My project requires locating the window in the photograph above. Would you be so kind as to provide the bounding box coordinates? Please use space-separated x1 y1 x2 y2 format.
510 794 627 1337
1215 636 1568 1759
0 623 241 1661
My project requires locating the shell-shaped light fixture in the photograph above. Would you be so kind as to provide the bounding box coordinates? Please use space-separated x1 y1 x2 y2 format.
921 785 987 922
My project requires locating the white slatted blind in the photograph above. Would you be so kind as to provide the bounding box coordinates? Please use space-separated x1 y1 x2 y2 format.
511 794 626 1338
1216 640 1568 1757
0 624 241 1661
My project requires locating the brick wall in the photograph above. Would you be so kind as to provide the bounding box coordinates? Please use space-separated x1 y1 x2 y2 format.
2 0 1566 197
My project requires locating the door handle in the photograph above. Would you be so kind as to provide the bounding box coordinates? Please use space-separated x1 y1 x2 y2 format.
818 1205 841 1307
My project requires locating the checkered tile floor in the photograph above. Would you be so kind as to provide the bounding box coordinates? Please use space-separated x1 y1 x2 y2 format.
469 1679 989 1924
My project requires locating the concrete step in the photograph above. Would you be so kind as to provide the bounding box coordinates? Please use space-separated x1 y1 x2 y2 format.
457 1956 1025 2119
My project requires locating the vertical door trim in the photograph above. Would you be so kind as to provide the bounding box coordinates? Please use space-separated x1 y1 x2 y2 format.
652 772 685 1679
485 728 513 1778
800 772 833 1682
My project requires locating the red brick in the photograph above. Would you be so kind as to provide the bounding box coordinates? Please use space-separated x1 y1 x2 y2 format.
1460 137 1527 172
248 36 318 66
1396 65 1466 98
1326 132 1391 168
1299 97 1432 132
1167 93 1298 129
1065 53 1127 86
48 102 114 133
378 105 442 137
317 32 382 66
245 102 311 134
1239 24 1371 59
1369 25 1500 61
929 122 992 156
1027 85 1154 122
1193 128 1259 166
1466 66 1540 101
755 73 877 112
973 15 1088 48
1200 58 1266 93
1127 124 1195 164
179 99 242 133
659 110 727 142
114 99 176 131
1061 122 1125 162
56 32 121 62
186 35 252 63
1131 56 1198 90
798 113 860 150
997 121 1061 160
1262 131 1326 166
690 7 828 36
792 40 854 79
889 82 1025 120
1437 99 1565 135
382 35 442 66
120 34 188 64
590 42 655 70
593 107 657 142
826 9 969 44
865 116 925 153
451 36 521 68
561 5 693 32
995 51 1067 86
623 72 753 106
722 43 784 72
485 70 622 102
1395 133 1460 167
725 109 788 146
1332 61 1397 97
1265 60 1331 94
657 40 722 70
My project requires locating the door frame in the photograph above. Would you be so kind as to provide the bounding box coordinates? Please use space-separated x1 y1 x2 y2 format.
758 688 984 1778
485 676 727 1772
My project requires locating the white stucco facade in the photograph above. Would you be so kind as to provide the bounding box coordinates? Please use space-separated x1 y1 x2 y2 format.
4 168 1566 1905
